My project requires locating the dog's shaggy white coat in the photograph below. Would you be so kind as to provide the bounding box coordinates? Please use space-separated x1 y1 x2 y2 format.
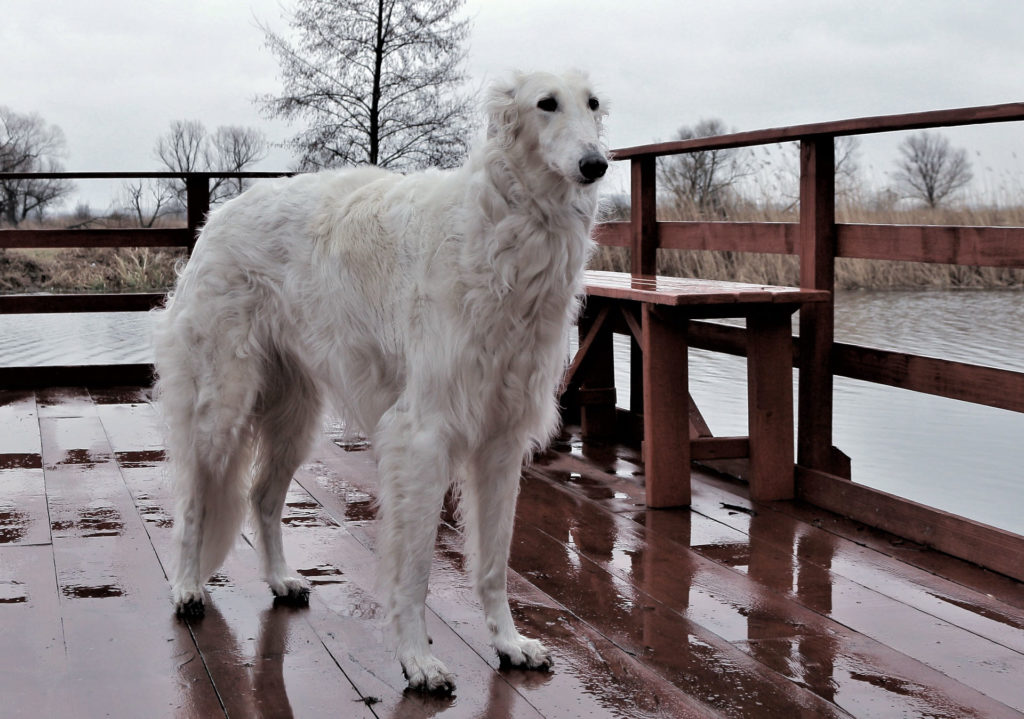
154 70 608 692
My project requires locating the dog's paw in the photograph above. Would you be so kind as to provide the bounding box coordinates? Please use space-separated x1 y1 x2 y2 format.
401 653 456 695
172 585 206 618
269 576 311 607
495 635 553 671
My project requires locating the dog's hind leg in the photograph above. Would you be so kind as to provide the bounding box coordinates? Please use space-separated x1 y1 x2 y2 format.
464 444 553 670
250 357 322 605
374 409 456 694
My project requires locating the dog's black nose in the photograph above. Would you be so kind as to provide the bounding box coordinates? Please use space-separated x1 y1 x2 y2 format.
579 153 608 182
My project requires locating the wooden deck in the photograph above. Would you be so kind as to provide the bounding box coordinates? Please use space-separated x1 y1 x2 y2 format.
2 386 1024 718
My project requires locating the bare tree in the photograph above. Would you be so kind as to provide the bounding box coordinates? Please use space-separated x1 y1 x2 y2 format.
762 135 863 211
657 119 753 217
258 0 474 171
121 180 175 227
0 107 74 226
210 126 271 198
152 120 269 208
833 135 862 200
892 131 973 208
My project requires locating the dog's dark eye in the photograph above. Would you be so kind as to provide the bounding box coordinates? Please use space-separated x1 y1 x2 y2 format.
537 97 558 112
588 97 600 111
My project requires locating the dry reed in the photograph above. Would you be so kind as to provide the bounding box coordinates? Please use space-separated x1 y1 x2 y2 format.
589 195 1024 290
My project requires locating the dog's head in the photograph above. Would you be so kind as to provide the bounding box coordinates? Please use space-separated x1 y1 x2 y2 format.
487 71 609 186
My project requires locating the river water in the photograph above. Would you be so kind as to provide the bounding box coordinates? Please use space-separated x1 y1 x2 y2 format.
2 290 1022 534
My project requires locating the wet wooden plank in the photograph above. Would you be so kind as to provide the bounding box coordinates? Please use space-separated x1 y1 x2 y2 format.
295 446 714 718
0 543 66 718
0 392 48 547
0 390 42 455
505 496 851 717
585 270 829 306
96 401 376 718
601 434 1024 629
0 467 49 546
35 387 97 419
797 466 1024 584
528 451 1024 717
653 468 1024 658
686 481 1024 712
39 407 223 718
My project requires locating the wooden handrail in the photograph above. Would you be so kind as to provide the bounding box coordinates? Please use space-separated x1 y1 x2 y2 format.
613 101 1024 159
0 171 292 180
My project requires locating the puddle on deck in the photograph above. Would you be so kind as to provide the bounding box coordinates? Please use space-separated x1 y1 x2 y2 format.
0 453 42 470
51 505 124 537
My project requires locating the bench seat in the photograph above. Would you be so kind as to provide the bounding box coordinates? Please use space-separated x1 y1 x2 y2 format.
570 270 829 508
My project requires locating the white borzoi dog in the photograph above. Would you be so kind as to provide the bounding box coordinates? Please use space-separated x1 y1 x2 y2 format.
153 70 608 693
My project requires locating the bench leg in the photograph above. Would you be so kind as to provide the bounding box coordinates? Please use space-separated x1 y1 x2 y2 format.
578 304 617 440
641 304 691 508
746 309 796 501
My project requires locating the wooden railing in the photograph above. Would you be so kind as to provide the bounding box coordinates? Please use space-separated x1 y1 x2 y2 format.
0 171 289 385
601 101 1024 580
2 104 1023 578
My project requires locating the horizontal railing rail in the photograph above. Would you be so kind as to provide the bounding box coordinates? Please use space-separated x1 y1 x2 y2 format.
611 101 1024 158
595 221 1024 267
0 171 292 314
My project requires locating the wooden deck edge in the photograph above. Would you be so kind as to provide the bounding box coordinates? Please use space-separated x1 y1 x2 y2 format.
0 363 154 389
796 465 1024 583
0 293 166 313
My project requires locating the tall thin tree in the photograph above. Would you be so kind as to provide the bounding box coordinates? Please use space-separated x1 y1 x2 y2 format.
150 120 268 208
258 0 473 171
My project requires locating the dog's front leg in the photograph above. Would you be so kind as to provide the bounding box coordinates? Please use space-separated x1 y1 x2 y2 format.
465 448 553 671
375 419 456 694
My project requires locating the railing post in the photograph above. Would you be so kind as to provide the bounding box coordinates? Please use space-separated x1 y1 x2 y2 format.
185 174 210 255
629 155 657 420
797 136 839 475
630 156 657 277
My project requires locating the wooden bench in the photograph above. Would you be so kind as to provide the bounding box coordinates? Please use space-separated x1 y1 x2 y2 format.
563 270 830 508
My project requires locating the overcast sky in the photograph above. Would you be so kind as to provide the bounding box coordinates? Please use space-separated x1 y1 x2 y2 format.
4 0 1024 208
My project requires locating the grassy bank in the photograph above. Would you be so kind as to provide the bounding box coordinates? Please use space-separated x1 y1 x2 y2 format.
0 247 183 293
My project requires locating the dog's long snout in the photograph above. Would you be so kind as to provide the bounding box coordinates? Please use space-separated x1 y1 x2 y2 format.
579 152 608 183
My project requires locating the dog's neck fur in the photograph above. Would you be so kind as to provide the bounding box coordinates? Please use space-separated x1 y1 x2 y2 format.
465 141 598 298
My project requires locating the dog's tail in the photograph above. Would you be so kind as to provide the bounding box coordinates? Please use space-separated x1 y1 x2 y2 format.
154 304 260 586
164 391 257 584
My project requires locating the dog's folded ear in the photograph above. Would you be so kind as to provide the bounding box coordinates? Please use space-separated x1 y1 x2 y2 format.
486 75 520 149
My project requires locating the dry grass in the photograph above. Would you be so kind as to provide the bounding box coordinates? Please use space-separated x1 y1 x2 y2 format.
0 215 185 294
3 198 1024 293
0 247 184 293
